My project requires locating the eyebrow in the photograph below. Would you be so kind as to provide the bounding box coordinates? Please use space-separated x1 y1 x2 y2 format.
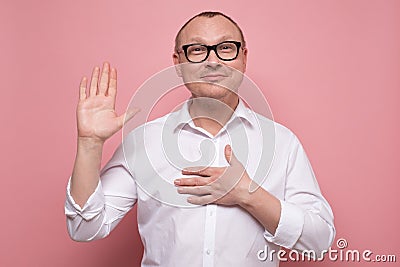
186 35 236 44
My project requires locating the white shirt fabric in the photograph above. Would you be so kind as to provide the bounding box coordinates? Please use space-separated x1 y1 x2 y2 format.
65 100 335 267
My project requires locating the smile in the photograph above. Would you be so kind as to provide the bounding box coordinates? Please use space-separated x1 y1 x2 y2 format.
200 74 228 82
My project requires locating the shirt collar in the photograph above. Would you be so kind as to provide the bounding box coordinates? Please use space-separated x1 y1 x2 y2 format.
169 98 258 132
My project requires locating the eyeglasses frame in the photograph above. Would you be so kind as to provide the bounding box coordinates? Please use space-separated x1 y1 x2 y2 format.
180 41 243 63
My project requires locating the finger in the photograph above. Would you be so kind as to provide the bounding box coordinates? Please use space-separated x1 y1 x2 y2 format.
182 166 214 177
177 186 210 195
174 177 212 186
187 195 215 205
89 66 100 97
79 77 87 100
224 144 232 163
224 144 239 165
107 67 117 100
98 62 110 95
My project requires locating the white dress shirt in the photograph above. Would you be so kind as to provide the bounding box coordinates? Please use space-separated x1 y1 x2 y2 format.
65 100 335 267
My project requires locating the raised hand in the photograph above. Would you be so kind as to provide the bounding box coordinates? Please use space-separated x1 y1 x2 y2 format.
77 62 138 143
71 62 139 207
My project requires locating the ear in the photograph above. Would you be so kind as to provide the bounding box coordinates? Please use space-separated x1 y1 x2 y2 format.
173 52 183 77
242 48 248 73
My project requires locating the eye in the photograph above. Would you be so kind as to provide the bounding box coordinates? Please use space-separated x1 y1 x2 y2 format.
188 45 207 55
218 43 235 53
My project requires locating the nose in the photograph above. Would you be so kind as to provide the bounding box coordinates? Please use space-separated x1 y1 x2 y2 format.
205 50 221 66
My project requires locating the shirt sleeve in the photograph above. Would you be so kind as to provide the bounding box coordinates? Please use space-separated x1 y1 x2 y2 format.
263 134 335 254
64 144 138 242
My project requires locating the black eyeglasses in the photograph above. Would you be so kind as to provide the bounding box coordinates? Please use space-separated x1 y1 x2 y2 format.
180 41 242 63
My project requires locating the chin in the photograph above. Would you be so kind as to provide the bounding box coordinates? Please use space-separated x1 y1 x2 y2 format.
187 82 236 99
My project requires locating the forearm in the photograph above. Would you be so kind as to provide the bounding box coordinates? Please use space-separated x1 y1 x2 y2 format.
66 187 108 242
239 185 281 235
66 143 138 242
240 188 334 252
70 137 104 208
293 210 335 253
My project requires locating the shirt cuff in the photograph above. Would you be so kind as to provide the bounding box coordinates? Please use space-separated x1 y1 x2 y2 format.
64 178 105 221
263 200 304 248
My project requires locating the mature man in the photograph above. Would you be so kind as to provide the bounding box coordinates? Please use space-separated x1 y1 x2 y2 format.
65 11 335 266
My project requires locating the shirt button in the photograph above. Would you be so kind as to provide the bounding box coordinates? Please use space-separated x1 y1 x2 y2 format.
209 211 213 216
206 249 211 255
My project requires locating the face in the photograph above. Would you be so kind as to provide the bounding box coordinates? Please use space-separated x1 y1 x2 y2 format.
173 15 248 101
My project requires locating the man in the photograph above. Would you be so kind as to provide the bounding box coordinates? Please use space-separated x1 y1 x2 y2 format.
65 11 335 266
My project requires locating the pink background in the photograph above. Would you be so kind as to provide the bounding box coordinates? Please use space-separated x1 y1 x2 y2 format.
1 0 399 266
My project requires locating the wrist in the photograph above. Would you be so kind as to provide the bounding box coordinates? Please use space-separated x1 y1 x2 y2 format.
237 178 255 209
77 137 105 150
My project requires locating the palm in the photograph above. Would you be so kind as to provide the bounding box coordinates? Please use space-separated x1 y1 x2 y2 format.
76 63 136 142
78 95 120 140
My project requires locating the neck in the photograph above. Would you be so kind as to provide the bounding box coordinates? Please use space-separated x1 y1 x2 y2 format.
189 95 239 136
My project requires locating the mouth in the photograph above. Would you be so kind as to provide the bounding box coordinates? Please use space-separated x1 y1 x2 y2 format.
200 74 228 82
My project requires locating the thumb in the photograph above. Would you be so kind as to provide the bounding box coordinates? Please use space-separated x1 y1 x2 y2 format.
224 144 237 165
126 107 141 122
117 107 140 128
